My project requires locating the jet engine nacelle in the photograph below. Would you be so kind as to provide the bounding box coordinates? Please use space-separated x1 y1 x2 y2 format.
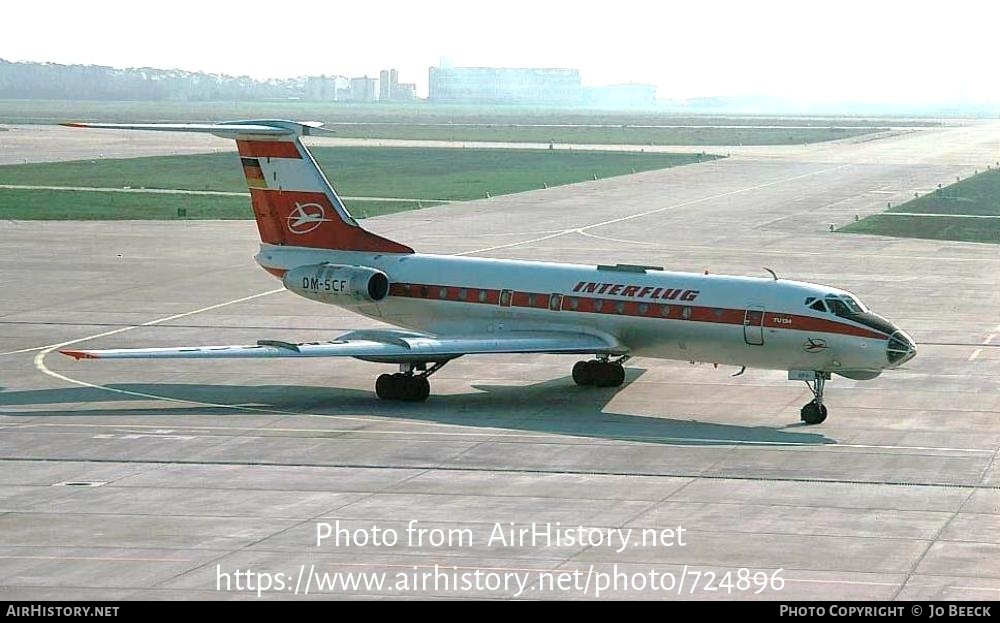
283 263 390 306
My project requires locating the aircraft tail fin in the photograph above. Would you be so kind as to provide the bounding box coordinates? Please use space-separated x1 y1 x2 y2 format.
62 120 414 254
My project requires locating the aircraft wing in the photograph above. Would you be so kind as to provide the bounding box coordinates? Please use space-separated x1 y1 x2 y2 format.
60 330 625 363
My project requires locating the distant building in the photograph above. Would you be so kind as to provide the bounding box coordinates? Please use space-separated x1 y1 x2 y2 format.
306 75 349 101
379 70 390 101
349 75 378 102
391 82 417 101
378 68 417 102
428 66 582 105
583 83 657 108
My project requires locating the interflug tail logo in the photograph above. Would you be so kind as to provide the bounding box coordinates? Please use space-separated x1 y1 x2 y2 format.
287 202 333 234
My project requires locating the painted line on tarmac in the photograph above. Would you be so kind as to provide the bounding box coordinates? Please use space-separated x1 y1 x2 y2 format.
11 422 996 456
31 288 283 409
967 334 996 362
5 289 285 357
880 212 1000 219
2 456 996 490
27 290 505 432
456 164 851 256
566 237 1000 264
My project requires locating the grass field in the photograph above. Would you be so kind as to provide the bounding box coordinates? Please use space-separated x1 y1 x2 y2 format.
0 146 715 220
839 169 1000 244
0 189 427 220
0 100 914 145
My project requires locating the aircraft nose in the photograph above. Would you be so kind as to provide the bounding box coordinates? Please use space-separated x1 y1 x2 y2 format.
886 329 917 367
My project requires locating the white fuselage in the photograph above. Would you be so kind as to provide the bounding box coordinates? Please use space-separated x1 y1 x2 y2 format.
257 245 906 376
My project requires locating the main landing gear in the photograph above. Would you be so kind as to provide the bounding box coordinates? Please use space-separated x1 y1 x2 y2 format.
375 362 446 402
800 371 830 425
572 356 629 388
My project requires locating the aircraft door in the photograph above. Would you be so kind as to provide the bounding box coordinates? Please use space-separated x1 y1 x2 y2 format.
744 305 765 345
491 288 515 333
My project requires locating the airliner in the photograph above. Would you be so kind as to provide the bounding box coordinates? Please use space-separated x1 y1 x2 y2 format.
60 120 916 424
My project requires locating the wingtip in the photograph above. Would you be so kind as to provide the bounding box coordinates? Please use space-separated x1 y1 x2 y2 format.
60 350 98 360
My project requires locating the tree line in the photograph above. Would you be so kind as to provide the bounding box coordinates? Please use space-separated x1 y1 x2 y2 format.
0 59 321 101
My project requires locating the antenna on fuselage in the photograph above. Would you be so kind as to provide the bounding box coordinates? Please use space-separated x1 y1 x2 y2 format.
763 267 778 281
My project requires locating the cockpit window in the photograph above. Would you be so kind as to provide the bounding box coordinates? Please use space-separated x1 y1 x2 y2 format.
809 299 828 312
842 297 865 314
825 295 864 317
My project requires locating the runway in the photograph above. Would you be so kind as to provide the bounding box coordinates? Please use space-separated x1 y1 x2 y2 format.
2 122 1000 599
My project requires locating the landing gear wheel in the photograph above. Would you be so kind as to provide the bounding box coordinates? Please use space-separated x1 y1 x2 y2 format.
602 363 626 388
375 373 430 402
375 374 395 400
572 361 594 386
401 376 430 402
800 401 828 425
572 360 626 387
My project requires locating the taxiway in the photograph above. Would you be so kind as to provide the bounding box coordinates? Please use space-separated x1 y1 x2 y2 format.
1 122 999 599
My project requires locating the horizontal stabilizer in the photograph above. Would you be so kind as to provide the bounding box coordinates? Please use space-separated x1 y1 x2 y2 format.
61 120 333 139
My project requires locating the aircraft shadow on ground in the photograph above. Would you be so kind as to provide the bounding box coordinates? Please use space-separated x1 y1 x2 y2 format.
0 370 834 447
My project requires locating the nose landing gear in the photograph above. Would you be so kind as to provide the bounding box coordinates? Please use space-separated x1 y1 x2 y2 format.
799 371 830 425
572 356 629 388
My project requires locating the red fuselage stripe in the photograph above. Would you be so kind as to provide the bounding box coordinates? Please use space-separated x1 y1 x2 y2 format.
387 282 888 341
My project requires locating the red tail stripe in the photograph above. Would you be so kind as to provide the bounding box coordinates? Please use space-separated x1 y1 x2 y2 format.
236 140 301 159
248 188 414 253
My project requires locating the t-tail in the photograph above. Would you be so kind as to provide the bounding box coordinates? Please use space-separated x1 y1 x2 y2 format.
62 120 414 254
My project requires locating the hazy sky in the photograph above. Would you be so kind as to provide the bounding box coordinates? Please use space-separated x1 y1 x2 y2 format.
4 0 999 103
